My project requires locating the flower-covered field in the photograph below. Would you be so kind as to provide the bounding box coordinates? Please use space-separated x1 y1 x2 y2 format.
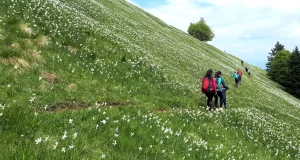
0 0 300 159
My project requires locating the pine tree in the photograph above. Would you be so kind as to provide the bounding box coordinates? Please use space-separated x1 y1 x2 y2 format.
287 46 300 97
266 41 285 73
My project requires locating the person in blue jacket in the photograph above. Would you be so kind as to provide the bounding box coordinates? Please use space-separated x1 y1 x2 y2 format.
232 71 239 87
216 71 229 110
213 71 219 110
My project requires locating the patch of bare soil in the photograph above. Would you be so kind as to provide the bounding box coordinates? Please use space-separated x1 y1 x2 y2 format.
47 101 90 112
40 72 58 83
101 101 134 107
155 108 165 113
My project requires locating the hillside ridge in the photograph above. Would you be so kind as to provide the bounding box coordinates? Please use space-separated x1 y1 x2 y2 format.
0 0 300 159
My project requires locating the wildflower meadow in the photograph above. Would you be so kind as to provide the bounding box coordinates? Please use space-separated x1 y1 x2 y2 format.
0 0 300 159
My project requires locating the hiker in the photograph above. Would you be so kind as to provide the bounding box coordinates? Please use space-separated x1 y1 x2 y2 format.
248 69 251 77
216 71 229 110
237 69 242 85
245 66 248 72
213 71 219 110
232 71 239 87
201 69 217 111
241 60 243 66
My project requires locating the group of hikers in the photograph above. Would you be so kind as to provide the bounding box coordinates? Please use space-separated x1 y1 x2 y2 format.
201 64 247 111
241 60 251 77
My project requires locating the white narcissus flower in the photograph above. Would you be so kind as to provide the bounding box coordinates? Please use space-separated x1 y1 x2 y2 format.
112 140 117 146
44 136 49 142
62 131 67 140
69 144 75 150
69 119 73 124
29 97 36 103
138 147 142 151
100 154 106 159
52 141 58 150
35 138 42 144
61 147 66 152
101 120 107 124
73 132 77 139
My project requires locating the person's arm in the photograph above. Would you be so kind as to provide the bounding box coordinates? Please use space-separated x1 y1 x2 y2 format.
221 79 229 90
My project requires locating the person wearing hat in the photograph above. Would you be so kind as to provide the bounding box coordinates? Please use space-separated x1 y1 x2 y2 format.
216 71 229 110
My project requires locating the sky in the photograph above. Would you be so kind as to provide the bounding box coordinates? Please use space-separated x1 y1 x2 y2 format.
126 0 300 69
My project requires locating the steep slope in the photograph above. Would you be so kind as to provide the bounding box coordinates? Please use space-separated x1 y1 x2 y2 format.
0 0 300 159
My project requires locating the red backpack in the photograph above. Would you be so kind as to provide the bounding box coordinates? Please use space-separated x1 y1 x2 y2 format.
202 77 213 92
237 70 242 76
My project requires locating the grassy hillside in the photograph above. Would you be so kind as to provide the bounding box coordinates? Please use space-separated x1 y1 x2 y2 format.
1 0 300 159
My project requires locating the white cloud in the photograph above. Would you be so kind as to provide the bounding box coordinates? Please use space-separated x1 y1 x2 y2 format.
127 0 300 69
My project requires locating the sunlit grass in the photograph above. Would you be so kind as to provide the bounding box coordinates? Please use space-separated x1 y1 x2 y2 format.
0 0 300 159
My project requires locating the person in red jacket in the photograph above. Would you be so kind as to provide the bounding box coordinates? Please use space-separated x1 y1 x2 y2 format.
237 69 243 85
202 69 217 111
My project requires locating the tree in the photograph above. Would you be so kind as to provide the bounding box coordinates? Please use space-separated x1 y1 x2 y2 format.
187 18 215 42
266 41 285 73
269 50 290 85
287 46 300 97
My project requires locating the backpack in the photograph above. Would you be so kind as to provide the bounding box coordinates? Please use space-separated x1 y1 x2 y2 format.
237 70 242 76
202 77 213 93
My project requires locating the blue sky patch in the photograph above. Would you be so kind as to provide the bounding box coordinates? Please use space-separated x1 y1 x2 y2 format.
132 0 167 8
195 2 213 8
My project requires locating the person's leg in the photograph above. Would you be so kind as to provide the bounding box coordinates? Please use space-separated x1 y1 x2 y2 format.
217 91 224 108
207 93 214 110
223 91 227 109
235 79 239 87
214 94 218 109
205 92 212 110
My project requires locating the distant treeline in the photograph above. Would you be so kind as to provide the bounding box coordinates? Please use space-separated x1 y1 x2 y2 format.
266 42 300 98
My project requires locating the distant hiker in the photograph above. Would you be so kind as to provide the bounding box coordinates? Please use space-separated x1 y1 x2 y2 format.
248 69 251 77
201 69 217 111
245 66 248 72
241 60 244 66
216 71 229 110
237 69 242 85
232 72 239 87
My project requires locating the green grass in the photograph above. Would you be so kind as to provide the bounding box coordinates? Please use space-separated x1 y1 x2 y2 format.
1 0 300 159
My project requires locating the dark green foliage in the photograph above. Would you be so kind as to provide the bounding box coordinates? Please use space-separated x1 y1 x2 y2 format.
266 41 285 73
286 46 300 97
269 50 290 85
187 18 215 42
